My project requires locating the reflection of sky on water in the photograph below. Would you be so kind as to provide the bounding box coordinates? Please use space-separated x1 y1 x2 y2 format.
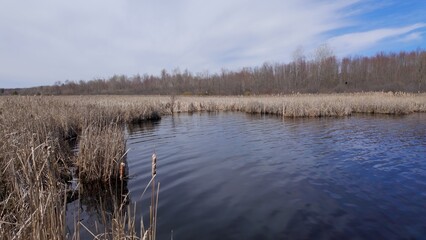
71 112 426 239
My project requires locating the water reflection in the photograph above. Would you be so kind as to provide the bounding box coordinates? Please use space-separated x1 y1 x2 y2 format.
80 179 129 214
69 112 426 239
66 177 130 238
127 119 160 135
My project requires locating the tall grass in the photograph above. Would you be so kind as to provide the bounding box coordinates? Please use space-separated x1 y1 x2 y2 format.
0 96 162 239
76 122 126 182
171 92 426 116
0 133 69 240
0 97 72 239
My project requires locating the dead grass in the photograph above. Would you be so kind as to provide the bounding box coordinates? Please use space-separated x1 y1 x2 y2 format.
171 92 426 116
0 134 69 240
76 122 126 182
0 96 162 239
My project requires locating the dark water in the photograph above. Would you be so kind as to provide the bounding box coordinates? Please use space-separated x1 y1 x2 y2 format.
70 113 426 239
128 112 426 240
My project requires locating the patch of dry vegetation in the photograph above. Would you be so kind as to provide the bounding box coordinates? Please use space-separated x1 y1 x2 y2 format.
77 122 126 182
0 98 72 239
0 96 163 239
172 92 426 116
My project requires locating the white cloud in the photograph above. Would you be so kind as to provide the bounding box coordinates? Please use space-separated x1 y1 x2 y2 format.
327 23 426 56
398 32 423 42
5 0 424 88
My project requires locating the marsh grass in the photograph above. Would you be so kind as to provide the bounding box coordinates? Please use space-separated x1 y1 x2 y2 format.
0 137 68 240
171 92 426 116
76 122 126 182
0 96 163 239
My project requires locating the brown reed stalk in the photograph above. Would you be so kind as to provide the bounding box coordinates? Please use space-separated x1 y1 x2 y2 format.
76 122 126 182
150 153 157 240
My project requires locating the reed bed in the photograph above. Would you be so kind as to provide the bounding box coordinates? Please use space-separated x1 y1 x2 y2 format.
0 130 69 240
171 92 426 116
76 122 126 182
0 96 163 239
0 97 73 240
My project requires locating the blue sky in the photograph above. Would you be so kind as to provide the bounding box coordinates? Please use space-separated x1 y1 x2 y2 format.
0 0 425 88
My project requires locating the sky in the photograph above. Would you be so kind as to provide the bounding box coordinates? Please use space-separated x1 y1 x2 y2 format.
0 0 425 88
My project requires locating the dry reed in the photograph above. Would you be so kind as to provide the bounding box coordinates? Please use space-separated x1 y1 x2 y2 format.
0 97 72 240
170 92 426 116
76 122 126 182
0 96 163 239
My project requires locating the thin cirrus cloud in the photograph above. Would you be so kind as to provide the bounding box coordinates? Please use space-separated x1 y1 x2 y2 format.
0 0 424 88
398 32 423 43
328 23 426 56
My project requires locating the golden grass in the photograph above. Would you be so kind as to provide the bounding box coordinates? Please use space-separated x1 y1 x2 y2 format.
0 96 163 239
0 132 68 240
171 92 426 116
0 97 72 240
76 122 126 182
0 92 425 239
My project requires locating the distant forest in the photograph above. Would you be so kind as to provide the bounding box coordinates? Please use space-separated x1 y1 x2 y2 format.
4 49 426 95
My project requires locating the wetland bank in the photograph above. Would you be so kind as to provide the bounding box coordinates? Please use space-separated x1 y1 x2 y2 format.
0 93 425 239
2 1 426 238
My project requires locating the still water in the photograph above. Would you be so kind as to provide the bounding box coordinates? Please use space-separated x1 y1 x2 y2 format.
71 112 426 239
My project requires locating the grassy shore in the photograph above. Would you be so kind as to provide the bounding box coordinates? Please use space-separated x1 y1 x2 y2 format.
60 92 426 116
0 96 160 239
0 92 425 239
171 92 426 116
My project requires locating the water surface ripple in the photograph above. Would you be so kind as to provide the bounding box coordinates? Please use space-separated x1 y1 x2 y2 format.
126 113 426 240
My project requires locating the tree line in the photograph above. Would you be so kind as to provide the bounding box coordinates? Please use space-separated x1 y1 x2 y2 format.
9 49 426 95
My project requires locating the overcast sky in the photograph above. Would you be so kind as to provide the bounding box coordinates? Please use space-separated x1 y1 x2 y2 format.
1 0 425 88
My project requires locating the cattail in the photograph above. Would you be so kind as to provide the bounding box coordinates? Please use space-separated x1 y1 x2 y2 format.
150 153 157 240
119 162 125 180
152 153 157 176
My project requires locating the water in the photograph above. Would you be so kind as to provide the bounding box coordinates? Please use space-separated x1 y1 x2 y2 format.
71 113 426 239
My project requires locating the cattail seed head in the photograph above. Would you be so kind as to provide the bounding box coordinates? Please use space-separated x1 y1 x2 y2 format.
120 162 126 180
152 153 157 176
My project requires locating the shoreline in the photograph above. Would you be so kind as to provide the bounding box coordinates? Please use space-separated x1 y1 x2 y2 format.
7 92 423 117
1 92 425 238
